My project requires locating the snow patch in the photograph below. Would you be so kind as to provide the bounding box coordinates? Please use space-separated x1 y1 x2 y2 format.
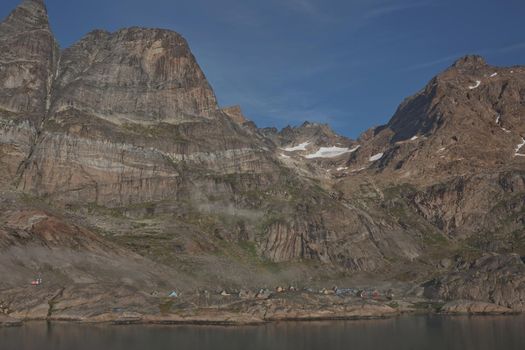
468 80 481 90
495 115 511 132
410 136 419 141
279 154 290 159
304 146 358 159
337 167 348 171
490 72 498 77
281 142 310 152
351 167 368 173
515 138 525 156
369 153 384 162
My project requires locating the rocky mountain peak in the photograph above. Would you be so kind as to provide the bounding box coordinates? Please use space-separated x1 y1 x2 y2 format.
0 0 58 118
267 121 354 152
384 54 516 143
0 0 50 33
52 26 218 124
451 55 488 71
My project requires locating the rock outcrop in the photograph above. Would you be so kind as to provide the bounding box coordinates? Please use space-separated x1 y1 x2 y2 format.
221 105 248 125
440 300 513 315
0 315 22 327
423 254 525 311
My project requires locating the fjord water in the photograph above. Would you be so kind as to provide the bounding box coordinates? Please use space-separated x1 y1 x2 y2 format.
2 316 524 350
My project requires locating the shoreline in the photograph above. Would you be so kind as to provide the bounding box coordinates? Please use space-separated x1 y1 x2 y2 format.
2 300 521 328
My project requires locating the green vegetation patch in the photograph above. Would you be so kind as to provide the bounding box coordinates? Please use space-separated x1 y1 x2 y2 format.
158 299 175 315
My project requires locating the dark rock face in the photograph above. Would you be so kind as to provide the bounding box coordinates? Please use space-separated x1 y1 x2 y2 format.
386 54 522 147
452 55 488 70
424 254 525 311
409 172 525 237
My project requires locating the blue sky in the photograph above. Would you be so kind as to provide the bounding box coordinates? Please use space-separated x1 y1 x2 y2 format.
2 0 524 138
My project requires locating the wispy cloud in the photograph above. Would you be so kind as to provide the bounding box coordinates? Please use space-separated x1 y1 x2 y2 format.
400 54 463 72
286 0 318 15
401 40 525 72
204 1 265 28
280 0 337 23
217 82 348 131
483 41 525 55
364 1 435 20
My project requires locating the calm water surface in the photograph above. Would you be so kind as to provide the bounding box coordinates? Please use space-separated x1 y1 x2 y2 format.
1 315 524 350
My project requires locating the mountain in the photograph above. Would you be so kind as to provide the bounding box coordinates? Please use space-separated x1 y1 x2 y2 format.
0 0 58 185
345 55 524 180
0 0 524 321
333 55 525 241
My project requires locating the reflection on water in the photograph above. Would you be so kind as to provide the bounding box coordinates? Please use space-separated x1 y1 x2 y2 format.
1 315 524 350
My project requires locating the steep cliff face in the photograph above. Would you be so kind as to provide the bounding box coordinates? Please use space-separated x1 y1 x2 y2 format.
409 172 525 238
18 110 274 205
0 0 58 118
258 190 422 269
0 0 58 186
9 7 273 206
424 254 525 311
52 28 218 125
